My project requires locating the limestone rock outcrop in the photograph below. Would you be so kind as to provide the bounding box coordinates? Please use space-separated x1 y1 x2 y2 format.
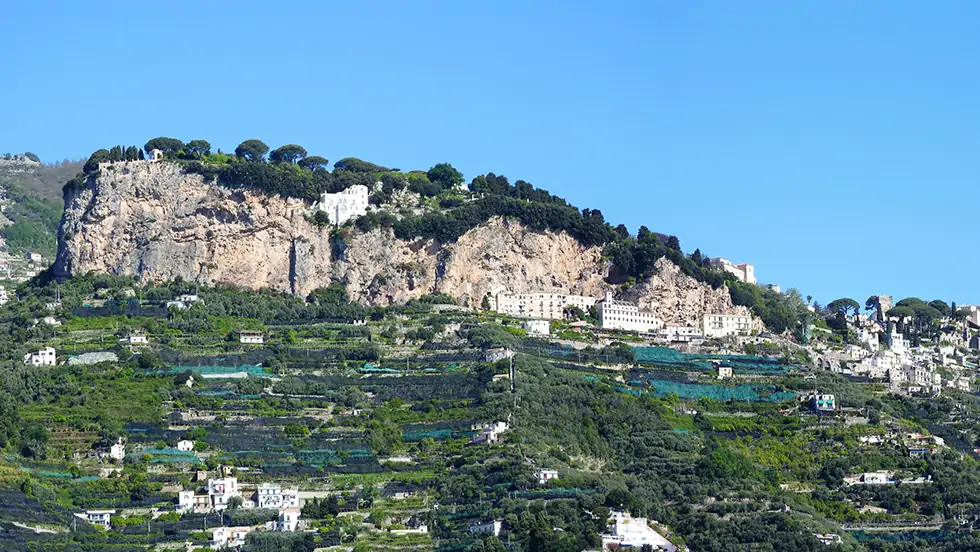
56 161 749 323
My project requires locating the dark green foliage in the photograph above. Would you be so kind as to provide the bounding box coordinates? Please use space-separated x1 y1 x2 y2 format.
188 159 374 201
269 144 308 164
333 157 388 173
24 152 40 163
143 137 184 153
0 186 62 257
297 155 329 172
82 149 110 174
467 324 518 350
184 140 211 158
426 162 464 188
235 139 270 162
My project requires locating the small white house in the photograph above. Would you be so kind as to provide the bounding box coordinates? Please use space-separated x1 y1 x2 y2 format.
535 469 559 485
176 440 195 452
24 347 56 366
472 422 509 445
469 520 503 536
0 286 8 306
109 439 126 461
79 510 115 529
239 331 265 345
484 348 515 363
278 508 300 532
128 333 148 345
522 319 551 337
177 490 195 512
212 526 252 549
717 365 733 379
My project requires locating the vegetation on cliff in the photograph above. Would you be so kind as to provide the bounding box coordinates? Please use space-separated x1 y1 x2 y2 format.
72 137 811 334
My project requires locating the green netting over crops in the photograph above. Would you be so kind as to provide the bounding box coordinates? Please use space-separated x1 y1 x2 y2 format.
167 364 268 378
142 448 199 464
298 448 373 465
615 380 796 402
632 346 797 374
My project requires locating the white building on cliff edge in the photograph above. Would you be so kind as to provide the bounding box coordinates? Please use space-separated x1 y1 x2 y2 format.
316 185 369 225
708 258 756 285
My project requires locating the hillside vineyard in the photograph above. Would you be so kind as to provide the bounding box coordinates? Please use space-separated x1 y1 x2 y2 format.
0 140 977 552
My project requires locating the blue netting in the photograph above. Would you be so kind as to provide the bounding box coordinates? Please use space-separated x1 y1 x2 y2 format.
614 380 796 402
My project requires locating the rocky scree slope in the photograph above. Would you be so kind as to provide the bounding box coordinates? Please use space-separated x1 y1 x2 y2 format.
55 162 748 324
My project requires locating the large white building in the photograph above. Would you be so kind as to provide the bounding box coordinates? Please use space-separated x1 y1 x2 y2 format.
316 184 369 225
256 483 300 509
494 291 597 320
24 347 56 366
602 511 676 551
596 292 662 333
709 258 756 285
208 477 240 510
701 314 751 338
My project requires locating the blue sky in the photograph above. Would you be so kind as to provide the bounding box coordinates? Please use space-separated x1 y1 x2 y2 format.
2 1 978 306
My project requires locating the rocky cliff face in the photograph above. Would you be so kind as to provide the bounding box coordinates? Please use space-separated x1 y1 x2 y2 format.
56 162 748 323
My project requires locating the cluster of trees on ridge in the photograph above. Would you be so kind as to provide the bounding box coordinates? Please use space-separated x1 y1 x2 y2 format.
818 295 968 346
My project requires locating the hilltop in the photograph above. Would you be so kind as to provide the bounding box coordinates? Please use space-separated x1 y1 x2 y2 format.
55 137 807 334
1 137 980 551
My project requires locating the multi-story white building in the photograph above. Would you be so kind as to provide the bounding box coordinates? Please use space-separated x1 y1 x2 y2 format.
256 483 300 509
177 440 195 452
0 286 8 306
316 184 369 225
278 508 301 532
596 292 662 333
494 291 597 320
888 329 908 355
208 477 240 510
708 258 756 285
856 350 899 379
24 347 56 366
109 440 126 460
701 314 751 338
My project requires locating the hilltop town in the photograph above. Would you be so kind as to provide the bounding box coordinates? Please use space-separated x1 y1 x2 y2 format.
2 139 980 552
